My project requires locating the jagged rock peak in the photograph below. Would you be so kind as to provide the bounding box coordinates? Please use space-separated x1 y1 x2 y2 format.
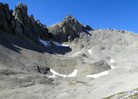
15 2 27 13
48 14 85 42
0 3 9 9
47 14 94 42
0 2 49 43
63 14 78 24
64 14 76 20
12 3 27 24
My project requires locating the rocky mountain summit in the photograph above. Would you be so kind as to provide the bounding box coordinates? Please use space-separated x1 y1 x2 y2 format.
48 14 92 42
1 2 138 99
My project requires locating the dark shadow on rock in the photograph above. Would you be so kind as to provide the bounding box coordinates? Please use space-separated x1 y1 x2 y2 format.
0 32 21 53
45 41 72 54
84 31 92 36
0 31 72 55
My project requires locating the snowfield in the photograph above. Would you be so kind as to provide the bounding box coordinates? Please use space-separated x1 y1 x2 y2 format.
39 39 51 47
86 71 109 78
39 39 69 47
48 69 78 78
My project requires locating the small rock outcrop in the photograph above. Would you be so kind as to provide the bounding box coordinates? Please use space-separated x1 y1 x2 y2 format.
77 60 111 76
37 66 50 74
84 25 93 31
48 14 90 42
90 60 111 74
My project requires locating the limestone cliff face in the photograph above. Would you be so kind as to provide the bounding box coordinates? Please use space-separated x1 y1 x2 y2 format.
0 3 13 33
0 3 49 43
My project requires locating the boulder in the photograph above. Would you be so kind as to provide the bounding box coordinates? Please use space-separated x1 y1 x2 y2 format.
37 66 50 74
90 60 111 74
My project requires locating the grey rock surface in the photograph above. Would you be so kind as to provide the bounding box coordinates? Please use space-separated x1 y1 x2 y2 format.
12 3 28 24
88 60 111 74
84 24 93 31
0 2 49 43
1 2 138 99
12 2 49 42
48 14 89 42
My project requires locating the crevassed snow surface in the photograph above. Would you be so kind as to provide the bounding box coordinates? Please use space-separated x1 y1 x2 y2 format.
52 41 68 47
49 69 78 78
86 71 109 78
39 39 51 47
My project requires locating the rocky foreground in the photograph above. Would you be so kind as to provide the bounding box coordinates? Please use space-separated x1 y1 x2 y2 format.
0 2 138 99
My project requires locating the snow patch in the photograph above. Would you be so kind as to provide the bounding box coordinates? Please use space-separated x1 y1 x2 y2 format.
110 59 115 63
67 69 78 77
50 69 67 77
39 39 51 47
52 41 68 47
111 66 116 69
109 59 116 69
46 75 56 78
88 49 91 54
39 39 69 47
62 44 69 47
86 71 109 78
49 69 78 78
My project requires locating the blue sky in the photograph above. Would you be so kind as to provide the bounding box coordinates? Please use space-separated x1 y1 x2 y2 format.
1 0 138 33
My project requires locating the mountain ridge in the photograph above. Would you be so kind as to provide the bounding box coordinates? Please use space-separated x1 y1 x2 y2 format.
1 2 138 99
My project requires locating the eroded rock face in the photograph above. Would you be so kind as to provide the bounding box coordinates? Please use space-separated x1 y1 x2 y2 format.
12 3 28 25
12 3 49 41
0 2 49 43
62 14 83 33
48 14 90 42
0 3 13 33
